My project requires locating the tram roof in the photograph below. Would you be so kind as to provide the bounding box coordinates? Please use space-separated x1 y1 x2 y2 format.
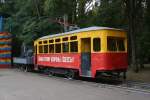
38 26 123 40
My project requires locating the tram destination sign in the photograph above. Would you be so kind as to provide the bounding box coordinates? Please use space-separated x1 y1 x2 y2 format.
38 56 74 63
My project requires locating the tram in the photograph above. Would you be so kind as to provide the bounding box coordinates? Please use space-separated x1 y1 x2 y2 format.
34 26 128 79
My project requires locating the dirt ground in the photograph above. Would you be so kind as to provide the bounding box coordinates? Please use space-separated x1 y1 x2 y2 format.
0 69 150 100
127 65 150 83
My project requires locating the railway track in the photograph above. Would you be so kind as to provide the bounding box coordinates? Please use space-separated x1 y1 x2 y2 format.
76 79 150 94
118 80 150 93
59 77 150 94
15 69 150 94
46 73 150 94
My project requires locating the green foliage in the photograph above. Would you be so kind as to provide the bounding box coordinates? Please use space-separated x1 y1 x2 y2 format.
87 0 125 28
44 0 77 23
0 0 150 64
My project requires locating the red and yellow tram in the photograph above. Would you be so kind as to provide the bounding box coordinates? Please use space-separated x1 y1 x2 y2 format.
34 26 128 78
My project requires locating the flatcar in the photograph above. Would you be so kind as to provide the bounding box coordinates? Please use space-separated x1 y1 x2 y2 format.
34 26 128 79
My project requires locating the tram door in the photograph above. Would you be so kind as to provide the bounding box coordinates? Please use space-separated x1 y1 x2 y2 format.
81 38 91 77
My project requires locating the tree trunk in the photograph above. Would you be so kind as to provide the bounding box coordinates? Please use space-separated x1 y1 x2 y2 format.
124 0 139 72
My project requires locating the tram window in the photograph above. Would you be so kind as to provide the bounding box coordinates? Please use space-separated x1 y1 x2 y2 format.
70 36 77 40
63 42 69 52
43 40 47 44
70 41 78 52
39 45 43 53
117 39 125 51
107 38 117 51
63 37 68 41
107 37 125 51
55 39 60 42
39 41 42 44
49 44 54 53
44 45 48 53
49 40 54 43
93 38 101 52
55 44 61 53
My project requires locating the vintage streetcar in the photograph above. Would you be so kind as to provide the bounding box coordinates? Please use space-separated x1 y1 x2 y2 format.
32 26 128 79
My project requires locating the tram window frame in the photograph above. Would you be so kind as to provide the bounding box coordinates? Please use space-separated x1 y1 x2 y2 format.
63 37 68 41
39 41 42 44
49 40 54 43
62 42 69 53
107 37 117 51
49 44 54 53
55 38 61 42
55 43 61 53
39 45 43 53
107 37 125 51
70 41 78 53
70 36 77 40
93 38 101 52
44 45 48 53
43 40 48 44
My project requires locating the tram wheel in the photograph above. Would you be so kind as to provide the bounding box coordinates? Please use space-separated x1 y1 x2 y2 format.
24 66 30 72
66 70 75 79
117 72 120 78
48 71 55 76
123 71 126 80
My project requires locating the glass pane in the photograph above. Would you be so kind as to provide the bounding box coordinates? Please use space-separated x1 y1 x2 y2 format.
63 37 68 41
55 44 61 53
44 45 48 53
39 41 42 44
55 39 60 42
70 41 78 52
70 36 77 40
39 45 43 53
107 38 117 51
93 38 101 52
43 41 47 44
49 44 54 53
49 40 54 43
117 39 125 51
63 42 69 52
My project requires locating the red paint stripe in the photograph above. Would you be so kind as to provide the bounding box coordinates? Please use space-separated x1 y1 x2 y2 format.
0 32 10 35
35 53 128 78
0 58 11 60
0 64 11 68
0 51 11 53
36 53 80 70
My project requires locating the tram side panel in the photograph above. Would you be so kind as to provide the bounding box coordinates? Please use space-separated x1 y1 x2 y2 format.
36 53 81 70
91 52 128 77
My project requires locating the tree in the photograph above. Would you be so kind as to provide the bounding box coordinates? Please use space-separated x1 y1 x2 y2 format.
44 0 77 23
124 0 145 72
1 0 150 67
86 0 126 28
77 0 88 27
